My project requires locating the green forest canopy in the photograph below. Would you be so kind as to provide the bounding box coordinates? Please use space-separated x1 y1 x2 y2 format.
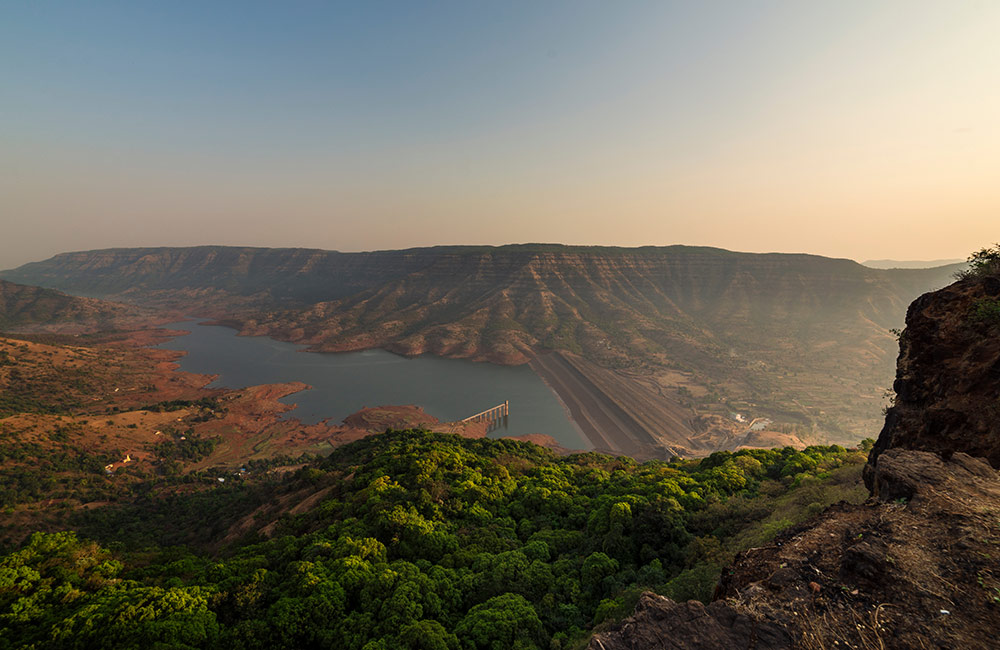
0 430 869 650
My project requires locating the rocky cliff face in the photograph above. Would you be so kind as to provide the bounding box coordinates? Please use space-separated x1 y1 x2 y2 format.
864 271 1000 488
590 267 1000 649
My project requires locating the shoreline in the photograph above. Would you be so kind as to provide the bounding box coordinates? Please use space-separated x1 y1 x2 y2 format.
155 318 696 459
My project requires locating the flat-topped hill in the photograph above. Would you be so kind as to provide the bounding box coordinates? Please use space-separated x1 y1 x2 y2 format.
3 245 963 450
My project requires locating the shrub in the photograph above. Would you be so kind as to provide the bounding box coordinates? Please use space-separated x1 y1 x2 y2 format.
955 244 1000 280
970 299 1000 325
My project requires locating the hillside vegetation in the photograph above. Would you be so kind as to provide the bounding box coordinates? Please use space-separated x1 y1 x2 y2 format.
0 430 868 649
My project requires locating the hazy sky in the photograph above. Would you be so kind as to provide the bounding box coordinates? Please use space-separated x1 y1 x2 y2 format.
2 1 997 268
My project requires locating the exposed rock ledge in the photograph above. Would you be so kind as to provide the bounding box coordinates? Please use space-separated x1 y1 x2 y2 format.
588 593 792 650
864 271 1000 487
591 449 1000 649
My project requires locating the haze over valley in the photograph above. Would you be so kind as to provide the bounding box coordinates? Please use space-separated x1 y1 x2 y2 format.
2 244 962 457
3 2 999 648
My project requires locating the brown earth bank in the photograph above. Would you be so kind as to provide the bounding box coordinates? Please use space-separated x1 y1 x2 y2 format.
590 265 1000 649
1 327 510 466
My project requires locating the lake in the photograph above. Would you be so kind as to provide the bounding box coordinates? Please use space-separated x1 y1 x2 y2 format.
156 320 589 449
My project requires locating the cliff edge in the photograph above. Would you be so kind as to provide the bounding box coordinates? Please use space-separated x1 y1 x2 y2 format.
590 257 1000 649
864 269 1000 489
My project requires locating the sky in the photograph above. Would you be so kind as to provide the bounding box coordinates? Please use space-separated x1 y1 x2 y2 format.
2 1 998 268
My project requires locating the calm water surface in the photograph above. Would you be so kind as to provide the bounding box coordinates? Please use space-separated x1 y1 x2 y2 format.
157 321 588 449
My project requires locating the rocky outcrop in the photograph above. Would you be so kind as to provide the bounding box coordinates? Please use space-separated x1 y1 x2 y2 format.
864 269 1000 490
588 592 792 650
589 593 793 650
591 449 1000 649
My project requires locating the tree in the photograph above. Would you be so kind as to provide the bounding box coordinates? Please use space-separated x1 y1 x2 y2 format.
398 620 460 650
956 243 1000 279
455 593 544 650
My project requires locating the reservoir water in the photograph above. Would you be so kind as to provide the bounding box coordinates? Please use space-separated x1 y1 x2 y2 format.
157 321 589 449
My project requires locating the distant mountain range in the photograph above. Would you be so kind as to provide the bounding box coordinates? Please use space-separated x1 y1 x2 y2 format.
3 245 461 304
861 258 964 269
2 245 964 452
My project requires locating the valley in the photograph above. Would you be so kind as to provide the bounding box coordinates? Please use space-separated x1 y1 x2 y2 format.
3 244 962 455
2 246 998 649
5 5 995 646
0 277 882 647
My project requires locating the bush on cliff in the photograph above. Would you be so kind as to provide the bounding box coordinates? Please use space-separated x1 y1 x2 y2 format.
956 243 1000 280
